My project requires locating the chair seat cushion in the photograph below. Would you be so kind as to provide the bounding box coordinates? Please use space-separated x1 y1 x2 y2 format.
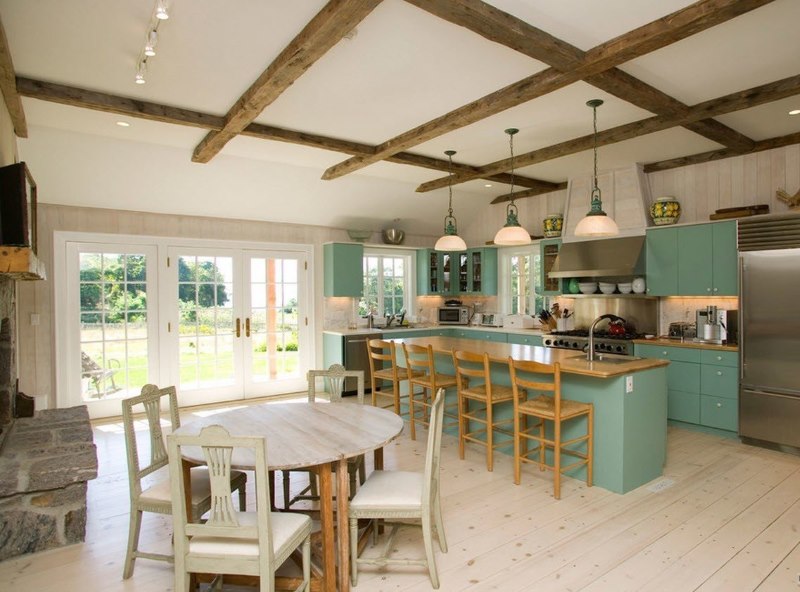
519 395 592 419
349 470 422 511
141 467 246 508
189 510 311 557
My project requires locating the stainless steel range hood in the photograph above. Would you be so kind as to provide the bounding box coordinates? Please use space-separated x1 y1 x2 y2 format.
548 236 645 278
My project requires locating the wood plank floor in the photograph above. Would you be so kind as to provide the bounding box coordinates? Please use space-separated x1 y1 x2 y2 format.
1 399 799 592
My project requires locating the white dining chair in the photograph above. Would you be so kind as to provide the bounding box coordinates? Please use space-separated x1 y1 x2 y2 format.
121 384 247 579
348 389 448 588
168 425 311 592
282 364 366 509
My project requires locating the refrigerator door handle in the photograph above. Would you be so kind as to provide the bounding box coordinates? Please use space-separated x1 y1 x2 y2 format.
738 255 745 381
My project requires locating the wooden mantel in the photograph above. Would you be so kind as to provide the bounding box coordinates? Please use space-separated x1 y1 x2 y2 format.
0 246 46 280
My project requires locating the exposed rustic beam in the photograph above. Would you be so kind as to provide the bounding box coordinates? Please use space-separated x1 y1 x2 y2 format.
490 183 568 205
16 77 557 190
415 73 800 192
321 0 771 181
643 131 800 173
0 16 27 137
191 0 383 164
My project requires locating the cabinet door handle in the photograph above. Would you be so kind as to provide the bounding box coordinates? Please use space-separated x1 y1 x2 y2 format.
713 287 718 293
707 287 712 292
235 318 241 337
717 370 723 376
245 317 251 337
716 355 722 361
716 402 722 408
662 351 668 356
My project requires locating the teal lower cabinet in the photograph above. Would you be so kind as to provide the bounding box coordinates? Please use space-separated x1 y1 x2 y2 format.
506 333 543 346
635 343 739 433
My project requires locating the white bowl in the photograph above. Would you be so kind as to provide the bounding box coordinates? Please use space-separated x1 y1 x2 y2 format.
578 282 598 294
599 284 616 294
617 283 632 294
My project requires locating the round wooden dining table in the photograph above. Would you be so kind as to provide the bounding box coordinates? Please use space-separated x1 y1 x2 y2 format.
173 401 405 592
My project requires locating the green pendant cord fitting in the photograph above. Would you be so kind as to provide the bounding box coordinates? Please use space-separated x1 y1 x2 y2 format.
443 150 458 234
586 99 605 216
504 128 520 225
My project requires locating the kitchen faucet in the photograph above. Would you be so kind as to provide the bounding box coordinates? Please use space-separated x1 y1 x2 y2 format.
586 314 625 361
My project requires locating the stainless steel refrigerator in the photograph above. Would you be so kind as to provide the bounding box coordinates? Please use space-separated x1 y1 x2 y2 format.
739 247 800 448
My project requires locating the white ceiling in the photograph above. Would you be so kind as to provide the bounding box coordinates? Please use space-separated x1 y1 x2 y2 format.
3 0 800 236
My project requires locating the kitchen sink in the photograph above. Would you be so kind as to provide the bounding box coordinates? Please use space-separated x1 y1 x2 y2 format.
567 353 642 364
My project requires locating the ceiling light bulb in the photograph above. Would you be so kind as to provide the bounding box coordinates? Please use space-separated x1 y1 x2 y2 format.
144 30 157 57
484 183 492 188
135 61 146 85
789 109 800 116
116 121 131 127
155 0 169 20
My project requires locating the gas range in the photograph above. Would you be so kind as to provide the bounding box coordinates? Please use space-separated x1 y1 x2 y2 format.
542 330 645 356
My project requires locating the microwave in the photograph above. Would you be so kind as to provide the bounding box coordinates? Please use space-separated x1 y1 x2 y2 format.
438 306 471 325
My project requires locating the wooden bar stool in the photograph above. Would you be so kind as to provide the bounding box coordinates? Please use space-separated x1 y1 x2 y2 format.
508 358 593 499
452 350 515 471
367 338 419 415
402 342 457 440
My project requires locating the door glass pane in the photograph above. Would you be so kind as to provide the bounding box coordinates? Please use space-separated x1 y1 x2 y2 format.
78 252 149 400
178 254 235 389
250 257 300 382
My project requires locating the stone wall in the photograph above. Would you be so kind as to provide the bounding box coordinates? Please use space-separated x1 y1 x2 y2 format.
0 406 97 561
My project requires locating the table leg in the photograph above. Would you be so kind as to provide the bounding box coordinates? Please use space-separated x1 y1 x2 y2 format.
337 458 350 592
373 448 384 535
317 462 336 592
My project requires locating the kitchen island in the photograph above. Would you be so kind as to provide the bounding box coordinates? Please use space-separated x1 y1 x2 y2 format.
389 336 669 495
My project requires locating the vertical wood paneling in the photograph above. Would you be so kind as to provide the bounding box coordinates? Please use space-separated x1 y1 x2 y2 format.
786 144 800 193
771 149 786 199
694 164 708 222
719 159 733 210
755 152 771 205
742 154 757 206
731 157 745 206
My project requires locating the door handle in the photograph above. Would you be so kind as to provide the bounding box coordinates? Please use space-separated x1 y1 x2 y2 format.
236 317 241 338
245 317 251 338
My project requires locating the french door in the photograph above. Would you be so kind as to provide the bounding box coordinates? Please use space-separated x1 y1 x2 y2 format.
167 247 309 406
57 233 312 418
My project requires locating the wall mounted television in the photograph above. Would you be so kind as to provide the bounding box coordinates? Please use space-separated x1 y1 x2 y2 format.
0 162 37 252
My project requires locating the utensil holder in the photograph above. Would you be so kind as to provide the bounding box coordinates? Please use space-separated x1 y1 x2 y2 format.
556 318 573 331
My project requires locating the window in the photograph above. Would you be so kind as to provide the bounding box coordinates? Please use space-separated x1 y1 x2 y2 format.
500 246 543 316
360 250 413 317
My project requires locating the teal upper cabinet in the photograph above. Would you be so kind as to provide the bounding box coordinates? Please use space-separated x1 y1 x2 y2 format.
646 221 737 296
323 242 363 297
646 226 678 296
417 247 497 296
417 249 448 295
540 238 563 296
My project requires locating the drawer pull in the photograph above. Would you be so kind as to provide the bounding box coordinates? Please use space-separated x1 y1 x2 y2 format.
716 402 722 408
716 355 722 361
662 351 668 356
717 371 723 376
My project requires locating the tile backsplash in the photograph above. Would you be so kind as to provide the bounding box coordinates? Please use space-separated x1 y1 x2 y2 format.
658 296 738 335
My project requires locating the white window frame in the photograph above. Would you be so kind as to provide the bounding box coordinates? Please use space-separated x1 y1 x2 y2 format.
361 246 416 317
498 244 541 316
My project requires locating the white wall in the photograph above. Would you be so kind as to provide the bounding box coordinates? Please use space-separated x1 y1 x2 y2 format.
463 143 800 246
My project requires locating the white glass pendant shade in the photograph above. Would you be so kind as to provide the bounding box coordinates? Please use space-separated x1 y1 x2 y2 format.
494 224 532 245
435 233 467 251
574 212 619 237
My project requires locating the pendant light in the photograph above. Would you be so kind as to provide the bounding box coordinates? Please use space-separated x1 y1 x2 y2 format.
434 150 468 251
493 128 531 246
574 99 619 237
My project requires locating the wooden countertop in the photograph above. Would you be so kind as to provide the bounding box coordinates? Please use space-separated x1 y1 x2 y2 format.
391 336 669 379
632 337 738 352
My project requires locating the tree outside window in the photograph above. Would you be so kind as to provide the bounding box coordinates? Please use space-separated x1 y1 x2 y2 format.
360 253 409 317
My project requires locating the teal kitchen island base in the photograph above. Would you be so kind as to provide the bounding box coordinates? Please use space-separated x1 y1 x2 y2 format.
390 336 669 495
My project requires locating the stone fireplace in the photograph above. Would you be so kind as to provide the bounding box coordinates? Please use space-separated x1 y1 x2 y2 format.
0 278 98 561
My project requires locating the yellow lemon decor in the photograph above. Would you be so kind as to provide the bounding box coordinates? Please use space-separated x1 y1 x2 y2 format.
650 197 681 226
543 213 564 237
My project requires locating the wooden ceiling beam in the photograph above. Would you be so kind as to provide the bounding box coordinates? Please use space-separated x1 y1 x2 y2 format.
644 131 800 173
491 183 568 205
0 16 27 138
16 77 556 190
321 0 771 181
191 0 383 164
415 73 800 193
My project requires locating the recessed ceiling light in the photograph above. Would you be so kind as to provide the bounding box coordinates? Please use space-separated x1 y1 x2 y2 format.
484 183 492 188
116 121 131 127
789 109 800 116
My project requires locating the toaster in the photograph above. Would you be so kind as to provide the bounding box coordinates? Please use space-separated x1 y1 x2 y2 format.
668 322 696 339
